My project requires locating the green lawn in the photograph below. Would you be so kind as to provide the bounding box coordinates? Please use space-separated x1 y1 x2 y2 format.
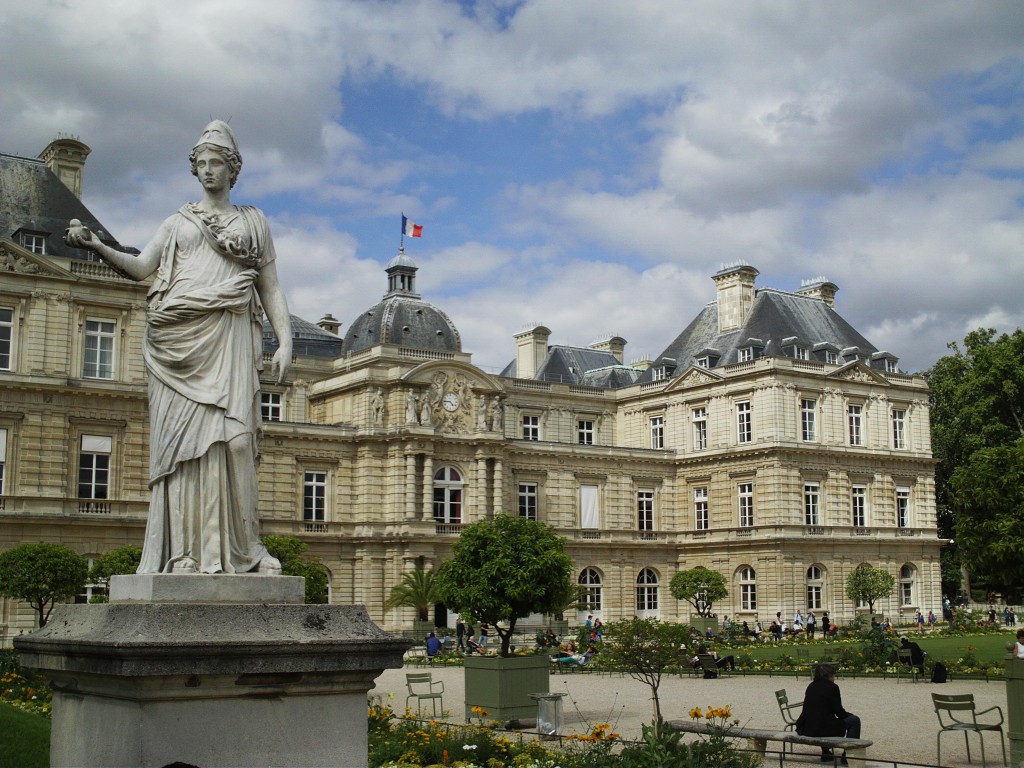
0 705 49 768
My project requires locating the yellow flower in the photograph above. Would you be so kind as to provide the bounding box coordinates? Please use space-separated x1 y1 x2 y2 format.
689 706 704 719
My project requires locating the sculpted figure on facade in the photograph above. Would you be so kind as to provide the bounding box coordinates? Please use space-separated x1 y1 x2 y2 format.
65 121 291 575
405 388 419 425
370 387 385 426
491 396 504 431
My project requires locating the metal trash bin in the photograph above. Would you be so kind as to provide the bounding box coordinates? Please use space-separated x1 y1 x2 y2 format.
530 691 567 737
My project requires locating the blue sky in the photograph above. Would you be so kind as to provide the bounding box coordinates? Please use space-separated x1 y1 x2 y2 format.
3 0 1023 373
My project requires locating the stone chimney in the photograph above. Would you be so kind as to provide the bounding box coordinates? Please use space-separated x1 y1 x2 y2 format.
317 313 341 336
39 136 91 198
589 335 626 364
513 323 551 380
712 263 759 333
796 276 839 309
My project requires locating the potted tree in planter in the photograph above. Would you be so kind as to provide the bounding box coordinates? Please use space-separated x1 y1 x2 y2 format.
670 566 728 636
435 514 575 721
384 565 441 637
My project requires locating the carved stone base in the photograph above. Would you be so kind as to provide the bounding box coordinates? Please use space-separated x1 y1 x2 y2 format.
15 603 410 768
110 573 306 604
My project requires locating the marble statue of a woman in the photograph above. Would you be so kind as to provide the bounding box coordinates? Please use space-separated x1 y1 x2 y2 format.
65 121 292 575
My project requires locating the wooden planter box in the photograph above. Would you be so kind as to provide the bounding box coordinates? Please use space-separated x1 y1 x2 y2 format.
464 654 550 721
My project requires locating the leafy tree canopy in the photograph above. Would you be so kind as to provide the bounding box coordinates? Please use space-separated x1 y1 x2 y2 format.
435 515 575 657
844 565 894 613
0 543 88 627
384 567 440 622
928 327 1024 594
261 535 329 604
601 618 692 730
669 567 728 618
88 545 142 583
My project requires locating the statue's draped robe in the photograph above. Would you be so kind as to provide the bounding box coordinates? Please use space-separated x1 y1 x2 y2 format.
138 205 273 574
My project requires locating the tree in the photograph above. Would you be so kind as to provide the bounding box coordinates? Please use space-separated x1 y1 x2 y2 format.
929 328 1024 595
261 535 329 604
844 565 894 613
0 543 88 627
600 618 692 731
435 515 575 657
669 566 729 618
384 566 440 622
87 545 143 602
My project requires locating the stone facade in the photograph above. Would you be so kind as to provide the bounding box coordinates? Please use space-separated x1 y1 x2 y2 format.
0 142 941 642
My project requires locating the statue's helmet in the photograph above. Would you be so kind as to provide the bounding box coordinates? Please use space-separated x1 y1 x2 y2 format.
193 120 239 154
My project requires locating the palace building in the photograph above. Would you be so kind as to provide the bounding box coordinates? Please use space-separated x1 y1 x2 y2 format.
0 138 941 641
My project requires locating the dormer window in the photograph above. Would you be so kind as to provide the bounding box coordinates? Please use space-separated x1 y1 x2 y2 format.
824 350 838 365
737 347 754 363
884 359 898 373
652 367 667 381
20 232 46 254
695 357 710 369
794 346 809 360
651 358 675 381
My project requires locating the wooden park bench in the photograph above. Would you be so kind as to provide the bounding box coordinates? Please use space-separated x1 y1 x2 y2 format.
668 719 872 766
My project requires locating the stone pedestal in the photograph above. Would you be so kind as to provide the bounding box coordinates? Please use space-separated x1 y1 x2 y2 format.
1007 656 1024 767
15 578 410 768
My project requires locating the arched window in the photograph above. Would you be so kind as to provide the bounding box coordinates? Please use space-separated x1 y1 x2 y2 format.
900 564 915 607
806 565 824 610
578 568 602 614
636 568 659 616
433 466 463 525
739 566 757 611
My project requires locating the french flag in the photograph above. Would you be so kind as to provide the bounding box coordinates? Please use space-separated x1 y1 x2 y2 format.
402 214 423 238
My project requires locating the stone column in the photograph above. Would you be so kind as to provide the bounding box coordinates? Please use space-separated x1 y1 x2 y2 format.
474 455 487 522
422 454 434 522
14 576 409 768
405 453 417 520
493 458 503 517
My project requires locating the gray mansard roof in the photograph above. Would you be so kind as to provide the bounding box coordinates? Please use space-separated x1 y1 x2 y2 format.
637 288 885 383
0 152 129 259
500 345 642 387
263 315 343 358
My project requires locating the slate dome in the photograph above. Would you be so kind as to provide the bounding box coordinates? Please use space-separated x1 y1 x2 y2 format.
343 248 462 355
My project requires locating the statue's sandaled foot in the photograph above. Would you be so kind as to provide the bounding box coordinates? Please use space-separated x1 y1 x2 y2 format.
258 555 282 575
171 557 198 574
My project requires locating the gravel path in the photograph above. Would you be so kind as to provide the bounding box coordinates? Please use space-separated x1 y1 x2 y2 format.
371 664 1011 767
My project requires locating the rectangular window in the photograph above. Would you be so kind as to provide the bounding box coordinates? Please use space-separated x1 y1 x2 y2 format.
794 346 809 360
741 583 757 611
738 482 754 527
738 347 753 363
577 419 594 445
885 359 898 373
892 408 906 449
825 350 838 365
261 392 283 422
83 318 116 379
848 404 863 446
636 579 659 612
650 415 664 449
652 367 667 382
695 356 710 369
804 483 820 525
692 407 707 451
694 487 709 530
580 484 600 529
736 401 752 444
851 485 867 527
801 399 816 442
78 435 111 499
303 471 327 521
0 307 12 370
0 428 7 495
901 581 913 606
806 585 822 611
896 487 910 528
518 482 538 521
21 233 46 254
637 489 654 531
521 414 539 441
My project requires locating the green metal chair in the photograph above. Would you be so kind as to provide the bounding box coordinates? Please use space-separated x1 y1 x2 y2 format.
406 672 445 717
933 692 1006 767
